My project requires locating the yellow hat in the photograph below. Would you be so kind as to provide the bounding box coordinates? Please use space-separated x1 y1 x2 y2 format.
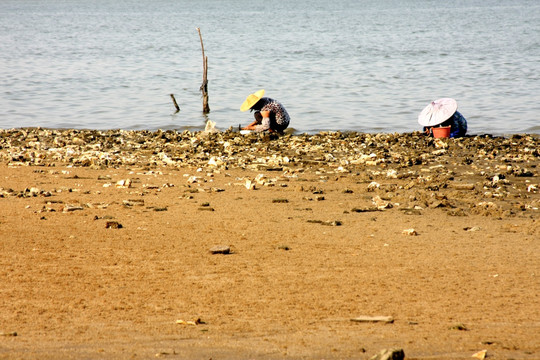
240 89 265 111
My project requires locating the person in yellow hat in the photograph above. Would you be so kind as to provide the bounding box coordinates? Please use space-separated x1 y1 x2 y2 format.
240 89 290 133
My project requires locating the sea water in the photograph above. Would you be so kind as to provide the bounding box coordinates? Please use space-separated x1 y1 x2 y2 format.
1 0 539 135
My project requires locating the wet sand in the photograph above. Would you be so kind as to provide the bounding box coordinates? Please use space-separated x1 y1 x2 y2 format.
0 128 539 359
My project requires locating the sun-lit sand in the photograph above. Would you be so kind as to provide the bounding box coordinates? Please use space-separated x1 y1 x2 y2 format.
1 128 538 359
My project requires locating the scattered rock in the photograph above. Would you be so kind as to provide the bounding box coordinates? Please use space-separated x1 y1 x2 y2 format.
0 332 17 337
472 201 503 216
209 245 231 254
115 179 132 188
123 199 144 206
402 228 418 236
155 351 174 357
63 204 84 213
272 198 289 203
514 168 533 177
176 318 206 325
245 179 255 190
481 340 497 345
449 323 468 331
204 120 218 134
471 349 487 360
351 316 394 323
323 220 342 226
369 348 404 360
307 219 342 226
372 196 393 210
105 221 123 229
447 208 467 216
351 207 381 213
367 182 381 192
198 207 215 211
400 208 422 215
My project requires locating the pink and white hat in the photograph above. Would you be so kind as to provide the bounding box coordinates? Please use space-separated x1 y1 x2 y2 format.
418 98 458 127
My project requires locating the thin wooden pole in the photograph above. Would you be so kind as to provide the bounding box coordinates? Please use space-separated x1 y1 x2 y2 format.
196 27 210 114
170 94 180 113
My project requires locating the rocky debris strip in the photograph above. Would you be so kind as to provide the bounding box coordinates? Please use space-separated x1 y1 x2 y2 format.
0 128 538 220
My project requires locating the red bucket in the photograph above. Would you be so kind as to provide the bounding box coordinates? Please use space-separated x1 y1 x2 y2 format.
432 126 451 138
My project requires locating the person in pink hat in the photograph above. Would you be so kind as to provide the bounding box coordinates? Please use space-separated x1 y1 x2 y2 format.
418 98 467 138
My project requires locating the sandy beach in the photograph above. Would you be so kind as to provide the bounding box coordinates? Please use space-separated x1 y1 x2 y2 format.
0 128 539 359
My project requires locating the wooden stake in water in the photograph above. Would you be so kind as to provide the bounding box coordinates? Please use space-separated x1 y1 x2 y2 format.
170 94 180 113
196 27 210 114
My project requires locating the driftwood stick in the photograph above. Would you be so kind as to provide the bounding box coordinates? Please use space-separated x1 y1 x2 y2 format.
170 94 180 113
196 27 210 114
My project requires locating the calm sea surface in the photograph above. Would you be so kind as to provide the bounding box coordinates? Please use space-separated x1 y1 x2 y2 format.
1 0 539 135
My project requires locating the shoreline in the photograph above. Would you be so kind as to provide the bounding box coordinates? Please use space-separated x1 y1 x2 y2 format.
3 126 540 137
1 127 539 359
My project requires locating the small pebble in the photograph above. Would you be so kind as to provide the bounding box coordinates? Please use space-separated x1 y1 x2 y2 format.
351 316 394 323
209 245 231 254
402 229 418 236
105 221 123 229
